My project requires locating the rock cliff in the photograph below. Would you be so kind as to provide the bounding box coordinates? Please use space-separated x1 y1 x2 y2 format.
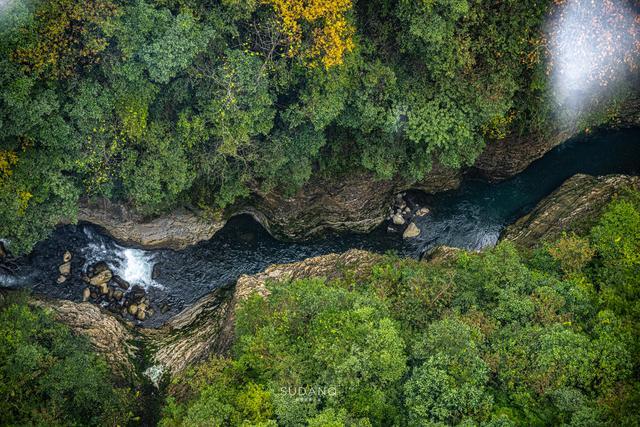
76 198 225 250
501 174 640 247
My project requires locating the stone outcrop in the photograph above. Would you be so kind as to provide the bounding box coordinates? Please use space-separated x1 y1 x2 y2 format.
76 198 225 250
70 162 462 247
502 174 640 247
247 173 398 240
142 288 235 377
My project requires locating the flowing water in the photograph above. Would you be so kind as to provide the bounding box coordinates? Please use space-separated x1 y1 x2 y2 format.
1 128 639 326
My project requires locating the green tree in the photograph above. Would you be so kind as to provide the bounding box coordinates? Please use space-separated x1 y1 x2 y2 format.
0 295 132 425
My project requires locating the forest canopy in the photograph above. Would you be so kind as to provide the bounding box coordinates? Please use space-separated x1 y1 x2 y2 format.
0 0 595 253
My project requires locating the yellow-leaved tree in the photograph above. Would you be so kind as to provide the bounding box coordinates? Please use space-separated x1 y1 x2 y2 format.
262 0 355 68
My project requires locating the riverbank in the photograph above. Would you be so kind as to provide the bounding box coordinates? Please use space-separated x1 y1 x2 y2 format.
8 170 638 377
75 104 640 250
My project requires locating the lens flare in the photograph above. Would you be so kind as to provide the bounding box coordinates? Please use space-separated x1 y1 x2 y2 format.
548 0 640 116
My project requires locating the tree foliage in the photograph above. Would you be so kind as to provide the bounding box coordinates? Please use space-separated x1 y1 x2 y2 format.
0 294 133 425
0 0 603 255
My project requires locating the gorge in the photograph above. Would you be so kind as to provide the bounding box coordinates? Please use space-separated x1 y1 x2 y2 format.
1 126 638 327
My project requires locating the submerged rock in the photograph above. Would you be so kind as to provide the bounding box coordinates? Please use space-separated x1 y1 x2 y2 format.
403 222 421 239
56 275 67 284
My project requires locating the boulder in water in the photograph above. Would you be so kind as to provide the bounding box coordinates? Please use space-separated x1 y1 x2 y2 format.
128 304 138 316
88 261 109 277
59 262 71 276
82 287 91 302
88 261 112 286
392 214 405 225
99 283 109 295
56 275 67 284
90 269 112 286
416 207 430 217
129 285 146 303
112 275 130 290
63 250 72 263
403 222 421 239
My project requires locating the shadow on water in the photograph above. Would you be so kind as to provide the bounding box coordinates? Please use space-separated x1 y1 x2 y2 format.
1 127 639 326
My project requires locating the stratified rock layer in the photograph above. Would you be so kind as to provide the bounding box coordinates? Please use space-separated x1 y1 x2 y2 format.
502 174 640 247
77 198 225 250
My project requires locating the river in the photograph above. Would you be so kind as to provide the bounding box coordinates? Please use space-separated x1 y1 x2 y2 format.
1 127 639 326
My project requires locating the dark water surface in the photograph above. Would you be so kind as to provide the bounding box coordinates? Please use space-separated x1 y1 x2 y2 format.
1 128 638 326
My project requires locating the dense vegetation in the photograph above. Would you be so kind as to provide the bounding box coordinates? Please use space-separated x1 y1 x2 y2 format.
0 0 562 254
0 293 134 425
161 191 640 426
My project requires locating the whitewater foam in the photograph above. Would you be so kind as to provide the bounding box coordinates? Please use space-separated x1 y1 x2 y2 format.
80 227 163 291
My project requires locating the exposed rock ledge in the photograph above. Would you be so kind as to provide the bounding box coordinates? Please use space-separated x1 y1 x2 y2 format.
76 164 462 246
501 174 640 247
77 199 225 250
28 297 139 380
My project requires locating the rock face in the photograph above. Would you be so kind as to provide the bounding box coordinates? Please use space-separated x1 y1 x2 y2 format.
474 95 640 181
76 198 226 250
502 174 640 247
29 297 139 380
246 173 398 240
144 249 382 376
